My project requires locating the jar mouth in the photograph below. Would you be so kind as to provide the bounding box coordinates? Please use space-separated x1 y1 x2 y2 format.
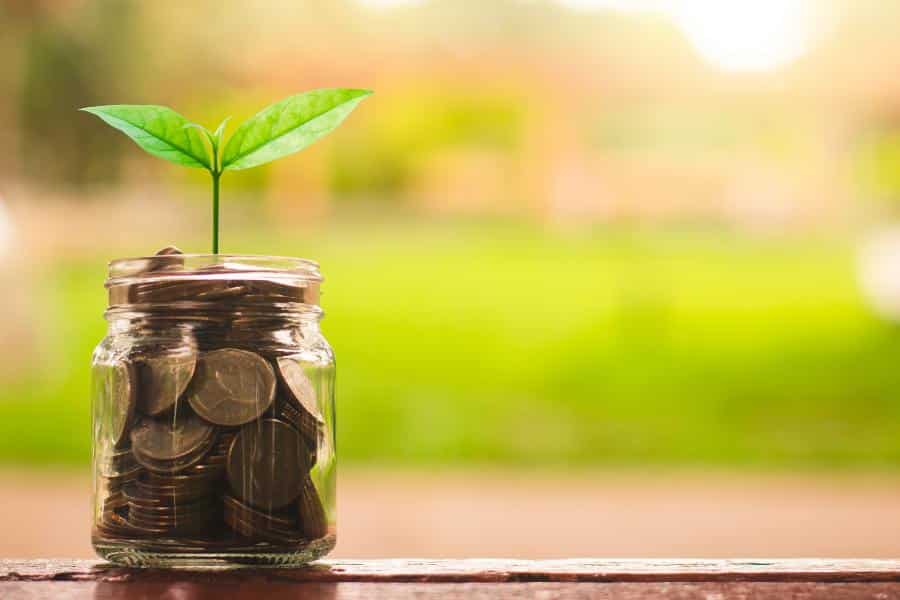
106 254 322 310
108 254 322 285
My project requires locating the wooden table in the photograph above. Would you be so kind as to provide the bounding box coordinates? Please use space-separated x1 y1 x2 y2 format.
2 559 900 598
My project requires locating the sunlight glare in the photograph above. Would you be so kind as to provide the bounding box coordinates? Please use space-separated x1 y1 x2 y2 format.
671 0 814 72
556 0 815 73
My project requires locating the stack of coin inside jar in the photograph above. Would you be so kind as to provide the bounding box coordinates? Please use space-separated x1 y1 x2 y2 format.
93 248 329 555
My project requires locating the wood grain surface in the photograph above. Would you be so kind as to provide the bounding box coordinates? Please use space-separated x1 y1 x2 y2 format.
2 559 900 599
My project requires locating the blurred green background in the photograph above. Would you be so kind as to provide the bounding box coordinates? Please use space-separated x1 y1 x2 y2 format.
1 0 900 469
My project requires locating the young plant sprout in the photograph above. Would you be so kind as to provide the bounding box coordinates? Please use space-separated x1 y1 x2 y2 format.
81 88 372 254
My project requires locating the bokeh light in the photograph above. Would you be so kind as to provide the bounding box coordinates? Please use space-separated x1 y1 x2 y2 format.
672 0 815 72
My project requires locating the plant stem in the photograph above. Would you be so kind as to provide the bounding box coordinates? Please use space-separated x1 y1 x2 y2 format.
211 170 220 254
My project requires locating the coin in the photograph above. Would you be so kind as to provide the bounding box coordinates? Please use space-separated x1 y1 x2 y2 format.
96 508 137 537
100 447 140 478
102 491 128 511
123 488 188 508
222 507 266 541
125 483 210 507
142 472 218 489
102 467 141 493
136 353 196 416
223 504 305 544
274 396 321 444
296 476 327 539
129 500 212 517
95 361 136 450
223 494 296 528
130 411 214 466
194 283 250 301
227 419 307 510
134 280 230 303
244 279 304 303
276 357 323 424
272 397 320 467
131 476 210 498
188 349 276 426
131 439 215 474
128 509 212 526
144 246 185 272
127 514 209 535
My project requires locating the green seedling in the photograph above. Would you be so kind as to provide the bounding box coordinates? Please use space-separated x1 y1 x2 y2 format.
82 88 372 253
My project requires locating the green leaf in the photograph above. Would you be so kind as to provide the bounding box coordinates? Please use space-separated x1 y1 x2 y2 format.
184 122 216 149
220 88 372 171
80 105 211 169
213 117 230 150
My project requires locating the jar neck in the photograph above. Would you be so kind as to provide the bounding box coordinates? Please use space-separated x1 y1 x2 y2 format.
106 302 323 335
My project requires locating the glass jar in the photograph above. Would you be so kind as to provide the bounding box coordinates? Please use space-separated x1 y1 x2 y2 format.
91 253 336 566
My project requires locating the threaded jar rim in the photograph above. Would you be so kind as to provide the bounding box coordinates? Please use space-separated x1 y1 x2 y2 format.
108 254 322 285
105 254 323 310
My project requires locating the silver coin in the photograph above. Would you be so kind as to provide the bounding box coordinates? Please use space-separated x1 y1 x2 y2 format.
137 353 196 416
95 361 136 449
187 349 276 426
276 357 323 424
130 412 214 462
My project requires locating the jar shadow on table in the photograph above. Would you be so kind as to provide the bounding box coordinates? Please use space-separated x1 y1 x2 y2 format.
92 581 339 600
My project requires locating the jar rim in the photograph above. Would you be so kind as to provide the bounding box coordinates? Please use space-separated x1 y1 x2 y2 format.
107 254 322 287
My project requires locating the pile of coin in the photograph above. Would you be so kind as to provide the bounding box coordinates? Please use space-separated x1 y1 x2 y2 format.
94 248 329 552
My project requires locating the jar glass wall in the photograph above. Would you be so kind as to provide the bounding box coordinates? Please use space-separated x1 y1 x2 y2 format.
91 254 336 566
